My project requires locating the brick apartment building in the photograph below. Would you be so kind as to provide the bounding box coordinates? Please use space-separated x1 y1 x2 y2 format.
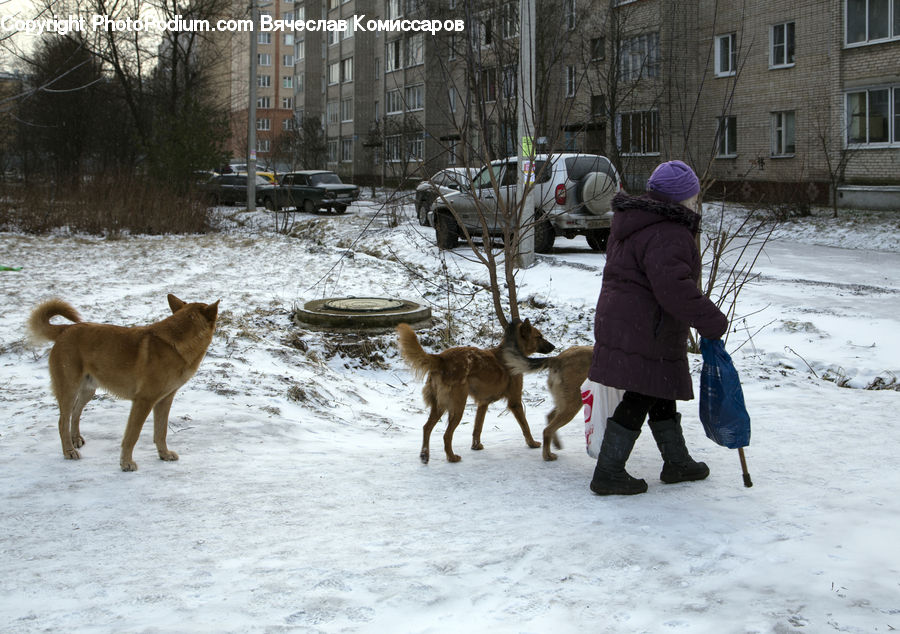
213 0 899 206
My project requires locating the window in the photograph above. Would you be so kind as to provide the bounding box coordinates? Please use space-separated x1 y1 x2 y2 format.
296 39 305 60
282 96 293 109
257 139 270 153
716 115 737 157
327 62 339 85
258 75 271 87
327 140 338 164
341 139 353 162
327 101 339 125
258 53 271 66
449 86 457 113
283 76 293 89
448 137 459 165
771 22 795 67
385 135 402 162
327 30 338 46
715 33 737 76
502 65 517 99
284 33 294 46
341 97 353 122
481 67 496 102
341 57 353 82
619 33 660 81
387 0 401 20
565 65 576 98
386 39 402 72
591 36 605 61
846 0 900 44
617 110 659 155
407 133 424 161
258 32 271 45
387 89 403 114
283 118 294 131
257 118 270 131
565 0 576 30
501 2 518 39
406 34 424 67
591 94 606 118
283 54 294 67
846 87 898 145
257 96 271 109
405 84 424 111
296 72 304 92
771 111 796 155
478 16 493 47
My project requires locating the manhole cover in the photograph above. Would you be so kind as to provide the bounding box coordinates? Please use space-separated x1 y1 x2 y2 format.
292 297 431 330
322 297 405 313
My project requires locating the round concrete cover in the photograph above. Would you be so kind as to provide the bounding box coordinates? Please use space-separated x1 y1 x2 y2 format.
293 297 431 329
323 297 405 312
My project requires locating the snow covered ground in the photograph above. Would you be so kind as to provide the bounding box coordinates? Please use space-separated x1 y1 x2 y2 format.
1 200 898 633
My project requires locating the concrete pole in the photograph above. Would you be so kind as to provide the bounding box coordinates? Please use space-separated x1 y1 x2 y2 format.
516 0 536 268
247 0 258 211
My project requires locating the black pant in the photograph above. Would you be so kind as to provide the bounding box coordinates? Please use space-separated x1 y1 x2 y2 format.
612 391 676 431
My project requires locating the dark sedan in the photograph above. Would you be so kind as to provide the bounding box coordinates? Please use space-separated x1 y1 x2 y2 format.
202 174 279 210
279 171 360 214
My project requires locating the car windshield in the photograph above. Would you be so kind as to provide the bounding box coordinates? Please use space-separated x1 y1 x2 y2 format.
472 164 504 189
310 173 342 185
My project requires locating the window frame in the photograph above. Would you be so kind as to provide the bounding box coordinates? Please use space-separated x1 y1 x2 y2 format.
616 110 660 156
770 21 796 68
845 0 900 46
715 33 737 77
845 86 899 146
771 111 796 157
716 115 738 158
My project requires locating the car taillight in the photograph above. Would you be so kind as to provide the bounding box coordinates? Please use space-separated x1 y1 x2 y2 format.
555 184 567 204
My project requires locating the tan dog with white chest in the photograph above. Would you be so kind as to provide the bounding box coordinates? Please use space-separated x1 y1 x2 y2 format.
28 294 219 471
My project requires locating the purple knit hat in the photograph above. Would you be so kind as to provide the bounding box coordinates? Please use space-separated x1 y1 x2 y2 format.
646 160 700 202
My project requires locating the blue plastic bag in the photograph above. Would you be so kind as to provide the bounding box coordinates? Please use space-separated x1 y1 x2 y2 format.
699 337 751 449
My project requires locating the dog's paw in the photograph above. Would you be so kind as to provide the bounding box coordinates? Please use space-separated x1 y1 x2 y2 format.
420 449 430 464
120 459 138 472
471 441 484 451
447 453 461 463
63 448 81 460
158 450 179 462
543 450 559 461
527 439 542 449
72 435 85 449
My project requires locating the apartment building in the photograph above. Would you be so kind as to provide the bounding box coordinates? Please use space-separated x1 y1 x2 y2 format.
214 0 898 204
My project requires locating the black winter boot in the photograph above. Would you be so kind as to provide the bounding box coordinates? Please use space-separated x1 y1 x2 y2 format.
590 419 648 496
649 414 710 484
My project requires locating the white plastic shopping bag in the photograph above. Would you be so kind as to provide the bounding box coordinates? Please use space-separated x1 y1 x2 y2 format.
581 379 624 458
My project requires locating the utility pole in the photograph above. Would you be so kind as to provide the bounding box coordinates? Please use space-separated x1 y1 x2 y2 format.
247 0 258 211
516 0 536 268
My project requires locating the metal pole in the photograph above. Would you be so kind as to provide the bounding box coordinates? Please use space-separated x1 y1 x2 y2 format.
247 0 258 210
516 0 536 268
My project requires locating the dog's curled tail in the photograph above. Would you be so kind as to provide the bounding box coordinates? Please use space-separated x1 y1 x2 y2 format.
28 299 82 344
501 319 553 375
396 323 440 380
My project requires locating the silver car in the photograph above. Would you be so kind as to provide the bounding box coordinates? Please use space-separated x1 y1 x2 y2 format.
432 153 622 253
414 167 479 226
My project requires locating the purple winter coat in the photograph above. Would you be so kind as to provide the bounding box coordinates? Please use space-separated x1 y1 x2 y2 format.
588 192 728 401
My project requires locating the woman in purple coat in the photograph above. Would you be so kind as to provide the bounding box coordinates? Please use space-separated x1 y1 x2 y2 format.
588 160 728 496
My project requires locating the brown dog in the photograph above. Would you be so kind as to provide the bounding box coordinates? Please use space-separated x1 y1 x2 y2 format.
501 336 593 461
28 294 219 471
396 319 555 463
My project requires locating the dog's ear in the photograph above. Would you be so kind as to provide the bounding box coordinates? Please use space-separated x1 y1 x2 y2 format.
521 318 532 333
167 294 185 313
203 300 220 322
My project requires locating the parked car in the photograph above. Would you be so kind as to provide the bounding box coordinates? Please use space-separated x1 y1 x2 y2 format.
431 153 622 253
202 174 279 210
414 167 479 226
278 170 360 213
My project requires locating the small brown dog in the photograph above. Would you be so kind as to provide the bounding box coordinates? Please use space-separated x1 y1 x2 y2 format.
501 337 593 461
28 294 219 471
397 319 555 463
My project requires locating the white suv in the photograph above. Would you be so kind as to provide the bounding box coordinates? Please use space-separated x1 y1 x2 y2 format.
431 153 622 253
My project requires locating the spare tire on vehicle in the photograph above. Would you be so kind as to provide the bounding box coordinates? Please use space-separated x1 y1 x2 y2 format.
576 171 617 215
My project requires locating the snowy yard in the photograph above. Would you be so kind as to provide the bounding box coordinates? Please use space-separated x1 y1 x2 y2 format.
1 200 898 633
